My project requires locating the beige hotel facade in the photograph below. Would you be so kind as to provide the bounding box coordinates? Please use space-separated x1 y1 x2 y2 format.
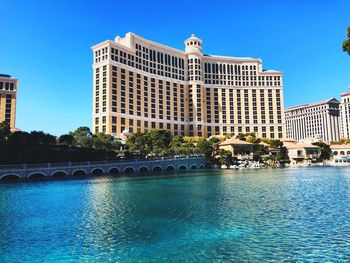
285 98 341 143
0 74 18 130
92 33 286 138
340 90 350 139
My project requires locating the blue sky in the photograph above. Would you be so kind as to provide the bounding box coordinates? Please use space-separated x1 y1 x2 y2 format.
0 0 349 135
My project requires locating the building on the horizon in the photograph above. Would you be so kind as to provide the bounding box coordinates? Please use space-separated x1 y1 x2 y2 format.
0 74 18 130
340 89 350 138
285 98 341 143
91 32 286 138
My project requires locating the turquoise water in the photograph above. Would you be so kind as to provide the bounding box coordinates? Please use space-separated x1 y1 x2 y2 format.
1 167 350 262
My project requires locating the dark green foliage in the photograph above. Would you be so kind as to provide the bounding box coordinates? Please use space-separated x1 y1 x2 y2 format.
127 130 215 163
277 147 290 163
127 130 173 157
197 138 215 165
219 149 232 167
127 132 152 156
312 142 332 161
148 130 172 155
253 144 269 162
236 132 255 141
58 134 75 146
0 126 121 164
0 121 11 144
94 133 121 151
343 26 350 55
30 131 56 145
0 144 113 164
269 139 283 148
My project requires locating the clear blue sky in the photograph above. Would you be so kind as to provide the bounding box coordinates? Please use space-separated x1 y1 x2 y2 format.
1 0 349 136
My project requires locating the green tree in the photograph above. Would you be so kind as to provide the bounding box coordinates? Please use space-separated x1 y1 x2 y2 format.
147 129 172 154
236 132 255 141
219 149 232 167
277 146 290 164
171 135 184 148
0 121 11 144
236 133 247 141
127 132 151 156
70 127 94 148
94 133 121 151
253 143 269 162
58 134 75 146
7 131 31 146
312 142 332 161
197 138 213 164
343 26 350 55
30 131 56 145
269 139 284 148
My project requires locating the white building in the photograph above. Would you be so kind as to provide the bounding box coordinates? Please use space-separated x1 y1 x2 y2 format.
340 90 350 138
281 138 320 164
285 98 341 143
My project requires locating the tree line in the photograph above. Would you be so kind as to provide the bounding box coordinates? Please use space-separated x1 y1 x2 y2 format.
0 122 217 165
0 122 122 164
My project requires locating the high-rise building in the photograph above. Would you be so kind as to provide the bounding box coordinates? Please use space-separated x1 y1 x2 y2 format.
340 90 350 138
285 98 341 142
0 74 18 130
92 32 286 138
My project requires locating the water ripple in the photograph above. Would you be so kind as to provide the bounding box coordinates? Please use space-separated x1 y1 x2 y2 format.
1 167 350 262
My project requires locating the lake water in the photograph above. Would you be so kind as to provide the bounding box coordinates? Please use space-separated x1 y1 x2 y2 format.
1 167 350 262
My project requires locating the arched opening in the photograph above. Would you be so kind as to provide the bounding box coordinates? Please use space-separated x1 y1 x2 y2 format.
340 151 345 156
108 167 120 175
124 167 135 175
91 168 104 176
52 171 67 178
72 170 87 177
199 165 204 169
178 165 187 170
28 173 46 180
334 151 338 156
139 167 149 174
1 174 20 182
190 165 198 169
347 151 350 155
165 166 175 172
153 166 162 173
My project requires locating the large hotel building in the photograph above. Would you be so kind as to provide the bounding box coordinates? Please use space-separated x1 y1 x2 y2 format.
0 74 18 130
340 90 350 138
92 33 286 138
285 98 341 143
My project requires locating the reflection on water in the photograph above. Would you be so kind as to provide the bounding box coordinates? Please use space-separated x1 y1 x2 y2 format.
1 167 350 262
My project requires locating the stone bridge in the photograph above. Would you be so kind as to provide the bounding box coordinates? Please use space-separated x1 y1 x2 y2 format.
0 157 206 182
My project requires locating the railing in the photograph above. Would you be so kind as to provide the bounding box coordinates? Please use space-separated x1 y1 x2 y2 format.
0 156 205 171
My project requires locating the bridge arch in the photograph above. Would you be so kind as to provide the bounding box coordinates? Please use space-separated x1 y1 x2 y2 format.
178 165 187 170
52 170 68 178
139 166 149 174
124 167 135 175
91 168 104 176
28 172 46 180
153 166 162 172
199 164 204 169
72 169 87 177
165 165 176 172
0 174 21 182
190 165 198 169
108 167 120 175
